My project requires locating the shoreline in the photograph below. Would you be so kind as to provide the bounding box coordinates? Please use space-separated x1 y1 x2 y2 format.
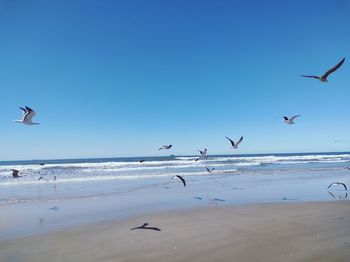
1 200 349 261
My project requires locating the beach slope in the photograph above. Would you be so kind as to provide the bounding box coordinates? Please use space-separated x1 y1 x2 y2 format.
1 201 349 262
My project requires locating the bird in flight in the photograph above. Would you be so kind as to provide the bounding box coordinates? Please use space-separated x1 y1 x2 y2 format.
198 148 207 157
225 136 243 149
11 169 21 178
159 145 172 150
172 175 186 187
283 115 300 125
328 182 347 191
14 106 40 126
205 167 215 173
301 57 345 82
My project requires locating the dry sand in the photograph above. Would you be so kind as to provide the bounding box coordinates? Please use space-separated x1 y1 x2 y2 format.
1 201 349 262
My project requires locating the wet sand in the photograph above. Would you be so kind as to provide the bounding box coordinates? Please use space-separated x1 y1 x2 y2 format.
0 201 349 262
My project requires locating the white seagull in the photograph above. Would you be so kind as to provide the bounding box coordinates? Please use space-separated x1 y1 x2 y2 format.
301 57 345 83
225 136 243 149
205 167 215 173
159 145 172 150
198 148 207 157
283 115 300 125
328 182 347 191
14 106 40 126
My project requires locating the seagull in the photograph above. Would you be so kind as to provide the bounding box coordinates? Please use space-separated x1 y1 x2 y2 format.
328 182 347 191
225 136 243 149
14 106 40 125
159 145 172 150
172 175 186 187
38 176 43 180
198 148 207 157
301 57 345 82
11 169 21 178
130 223 161 231
205 167 215 173
283 115 300 125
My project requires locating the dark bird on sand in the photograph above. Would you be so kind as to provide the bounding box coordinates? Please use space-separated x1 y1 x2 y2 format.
301 57 345 82
172 175 186 187
130 223 161 231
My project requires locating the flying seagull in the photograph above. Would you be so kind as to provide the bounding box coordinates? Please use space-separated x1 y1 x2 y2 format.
205 167 215 173
225 136 243 149
130 223 161 231
198 148 207 157
328 182 347 191
159 145 172 150
283 115 300 125
11 169 21 178
301 57 345 82
14 106 40 126
172 175 186 187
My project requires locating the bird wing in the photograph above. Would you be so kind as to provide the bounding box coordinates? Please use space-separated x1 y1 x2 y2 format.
158 146 164 150
176 175 186 187
283 116 288 121
301 75 320 79
19 107 28 119
322 58 345 79
328 183 335 189
340 183 348 191
24 106 36 122
225 136 235 147
290 115 300 121
236 136 243 146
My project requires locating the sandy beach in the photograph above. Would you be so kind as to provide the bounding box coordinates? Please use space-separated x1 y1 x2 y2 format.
1 201 349 262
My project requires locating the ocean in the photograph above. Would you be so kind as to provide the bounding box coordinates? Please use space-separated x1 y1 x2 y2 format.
0 152 349 239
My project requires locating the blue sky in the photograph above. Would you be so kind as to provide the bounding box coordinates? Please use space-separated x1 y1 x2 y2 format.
0 0 349 160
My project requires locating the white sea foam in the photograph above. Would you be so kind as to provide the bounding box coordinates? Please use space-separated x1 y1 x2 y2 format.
0 153 349 186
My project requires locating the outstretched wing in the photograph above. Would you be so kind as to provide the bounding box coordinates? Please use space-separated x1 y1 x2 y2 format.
283 116 289 121
301 75 320 79
19 107 28 120
235 136 244 146
340 183 348 191
225 136 235 147
24 106 36 122
174 175 186 187
322 58 345 79
290 115 300 121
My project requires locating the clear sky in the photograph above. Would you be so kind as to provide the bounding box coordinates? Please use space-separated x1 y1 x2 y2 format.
0 0 349 160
